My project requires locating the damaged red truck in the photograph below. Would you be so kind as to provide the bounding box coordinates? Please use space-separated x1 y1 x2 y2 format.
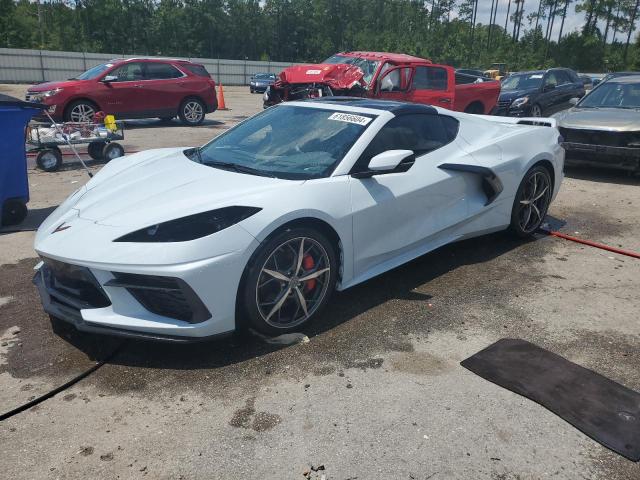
263 51 501 114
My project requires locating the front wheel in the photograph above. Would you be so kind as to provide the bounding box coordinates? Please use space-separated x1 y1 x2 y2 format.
102 142 125 161
178 98 205 126
240 227 338 335
529 104 543 117
36 148 63 172
88 141 105 160
509 165 553 237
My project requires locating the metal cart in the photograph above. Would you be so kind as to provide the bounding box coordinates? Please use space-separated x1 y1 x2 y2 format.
27 121 125 172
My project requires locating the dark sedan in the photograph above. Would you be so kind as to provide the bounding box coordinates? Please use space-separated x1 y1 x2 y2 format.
495 68 585 117
249 73 276 93
554 74 640 172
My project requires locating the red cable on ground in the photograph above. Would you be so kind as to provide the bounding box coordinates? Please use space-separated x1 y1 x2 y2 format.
538 229 640 260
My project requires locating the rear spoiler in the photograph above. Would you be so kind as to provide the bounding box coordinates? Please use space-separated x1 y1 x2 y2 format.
476 115 557 128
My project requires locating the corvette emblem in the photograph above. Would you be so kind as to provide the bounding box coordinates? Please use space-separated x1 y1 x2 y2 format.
52 223 71 234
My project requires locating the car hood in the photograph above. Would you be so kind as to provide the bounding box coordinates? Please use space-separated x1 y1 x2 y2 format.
554 107 640 132
499 88 539 101
28 80 76 92
71 148 301 227
278 63 365 88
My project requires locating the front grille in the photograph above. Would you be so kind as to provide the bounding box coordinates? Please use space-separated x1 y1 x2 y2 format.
497 100 512 108
107 273 210 323
41 257 111 310
559 128 640 148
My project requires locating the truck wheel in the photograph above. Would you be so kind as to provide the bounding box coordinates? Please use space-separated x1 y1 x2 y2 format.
36 148 63 172
1 199 28 226
102 142 125 161
88 141 105 160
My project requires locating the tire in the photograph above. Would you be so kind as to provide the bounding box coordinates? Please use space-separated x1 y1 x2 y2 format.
178 98 206 126
102 142 125 161
240 227 338 335
529 104 543 117
36 148 63 172
509 165 553 238
250 88 255 93
88 141 105 160
464 103 484 114
1 199 28 226
64 100 97 123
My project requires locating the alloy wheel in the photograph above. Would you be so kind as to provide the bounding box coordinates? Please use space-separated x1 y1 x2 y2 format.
255 237 331 329
70 103 95 123
517 171 551 233
183 101 204 123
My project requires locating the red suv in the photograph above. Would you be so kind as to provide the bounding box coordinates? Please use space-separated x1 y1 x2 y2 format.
26 58 217 126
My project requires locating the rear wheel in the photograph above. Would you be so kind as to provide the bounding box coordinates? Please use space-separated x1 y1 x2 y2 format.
1 199 28 226
240 227 338 335
88 141 105 160
102 142 125 161
178 98 205 126
36 148 63 172
509 165 553 237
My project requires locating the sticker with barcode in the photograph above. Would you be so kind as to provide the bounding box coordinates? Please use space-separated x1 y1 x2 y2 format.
328 112 372 126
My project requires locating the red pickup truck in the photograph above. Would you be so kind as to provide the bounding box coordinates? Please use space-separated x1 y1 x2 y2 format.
263 51 501 114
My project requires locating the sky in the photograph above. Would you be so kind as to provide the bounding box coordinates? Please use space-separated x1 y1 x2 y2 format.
471 0 605 41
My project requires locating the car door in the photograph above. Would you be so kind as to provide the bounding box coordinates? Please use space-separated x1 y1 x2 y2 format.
406 65 455 109
349 113 474 278
374 66 413 102
139 61 186 117
97 62 146 116
541 71 562 115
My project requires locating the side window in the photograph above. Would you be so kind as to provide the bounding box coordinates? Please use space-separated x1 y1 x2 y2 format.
413 66 448 91
145 62 183 80
353 114 459 172
379 67 412 92
544 72 559 88
110 62 144 82
554 71 571 85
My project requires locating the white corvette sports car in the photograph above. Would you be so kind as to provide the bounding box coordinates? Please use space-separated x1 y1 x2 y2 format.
33 99 563 341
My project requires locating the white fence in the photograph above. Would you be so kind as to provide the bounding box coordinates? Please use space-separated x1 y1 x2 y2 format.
0 48 301 85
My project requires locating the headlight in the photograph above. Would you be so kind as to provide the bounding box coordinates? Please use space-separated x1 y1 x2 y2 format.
29 88 64 101
511 96 529 109
250 81 256 85
114 206 261 243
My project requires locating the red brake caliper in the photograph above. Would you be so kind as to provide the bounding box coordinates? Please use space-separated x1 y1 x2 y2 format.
302 254 316 292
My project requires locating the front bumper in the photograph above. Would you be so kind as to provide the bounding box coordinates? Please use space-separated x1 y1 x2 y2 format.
562 142 640 171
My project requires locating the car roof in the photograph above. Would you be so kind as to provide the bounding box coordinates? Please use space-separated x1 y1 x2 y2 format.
305 97 438 115
110 57 195 64
339 51 430 64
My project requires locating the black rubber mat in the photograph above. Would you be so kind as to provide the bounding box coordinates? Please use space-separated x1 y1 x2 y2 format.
461 338 640 461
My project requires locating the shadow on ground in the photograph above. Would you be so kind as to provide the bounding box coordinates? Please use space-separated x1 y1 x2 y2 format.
54 231 538 371
564 165 640 186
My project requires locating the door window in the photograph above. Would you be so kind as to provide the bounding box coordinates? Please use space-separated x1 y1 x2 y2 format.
110 62 144 82
378 67 412 92
554 70 572 86
353 114 459 172
544 72 559 88
413 66 448 90
145 62 184 80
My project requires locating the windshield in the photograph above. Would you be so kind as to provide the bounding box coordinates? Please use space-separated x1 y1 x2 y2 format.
323 54 380 85
579 81 640 109
75 63 113 80
197 105 375 179
255 73 275 80
501 73 543 91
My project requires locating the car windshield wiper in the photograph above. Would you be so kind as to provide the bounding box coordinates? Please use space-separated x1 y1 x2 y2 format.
204 160 277 178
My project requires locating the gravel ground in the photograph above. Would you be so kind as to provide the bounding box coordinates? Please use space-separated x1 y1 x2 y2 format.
0 83 639 479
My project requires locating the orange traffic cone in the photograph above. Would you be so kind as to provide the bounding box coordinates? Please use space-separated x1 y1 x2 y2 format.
217 83 227 110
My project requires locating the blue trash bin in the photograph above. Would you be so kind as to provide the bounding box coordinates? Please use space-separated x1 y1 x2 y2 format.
0 98 45 226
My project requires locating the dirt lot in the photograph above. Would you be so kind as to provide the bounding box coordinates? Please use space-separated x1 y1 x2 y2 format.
1 83 639 480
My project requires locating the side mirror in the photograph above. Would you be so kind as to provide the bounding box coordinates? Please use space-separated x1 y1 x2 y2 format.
102 75 117 83
353 150 414 178
569 97 579 106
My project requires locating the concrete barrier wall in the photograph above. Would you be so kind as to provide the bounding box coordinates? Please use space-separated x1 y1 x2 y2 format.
0 48 301 85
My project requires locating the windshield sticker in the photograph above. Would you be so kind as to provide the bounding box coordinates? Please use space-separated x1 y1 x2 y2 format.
328 112 372 126
530 74 543 78
306 69 322 74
